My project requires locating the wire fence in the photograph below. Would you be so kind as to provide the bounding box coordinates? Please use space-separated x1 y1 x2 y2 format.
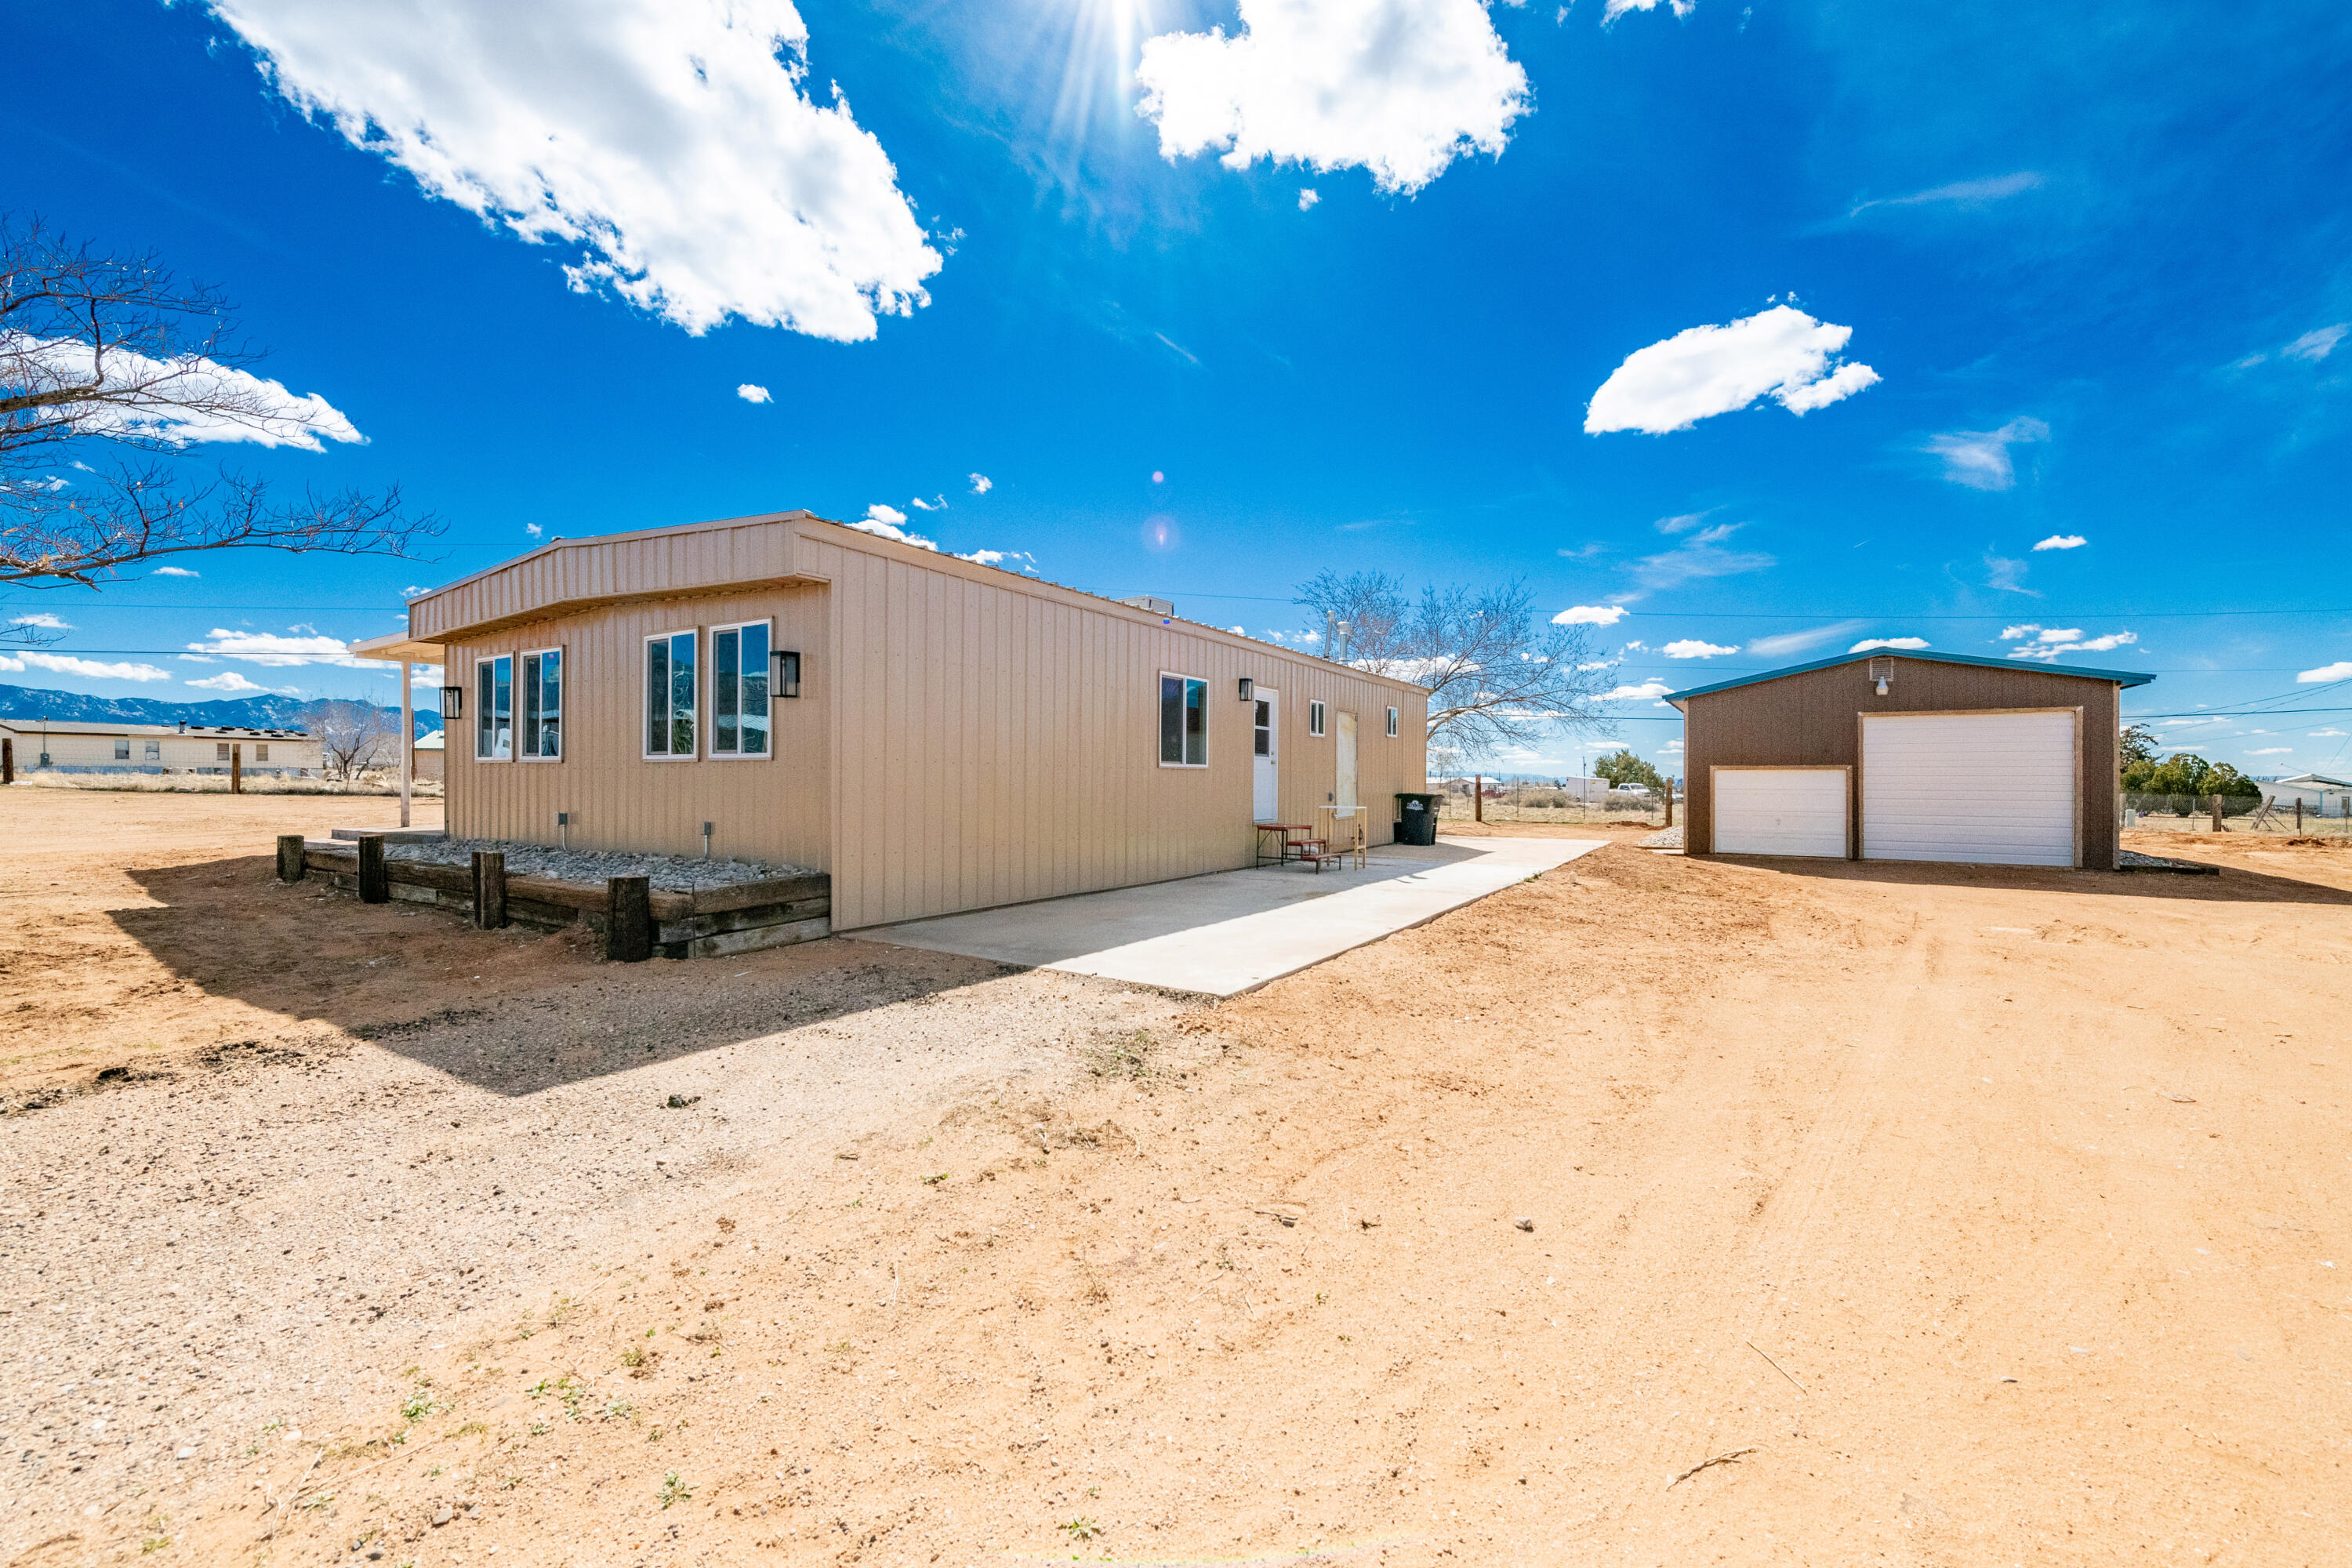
2123 792 2352 837
1428 775 1675 828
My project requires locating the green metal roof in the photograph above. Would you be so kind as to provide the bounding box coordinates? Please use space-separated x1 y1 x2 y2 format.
1664 648 2156 710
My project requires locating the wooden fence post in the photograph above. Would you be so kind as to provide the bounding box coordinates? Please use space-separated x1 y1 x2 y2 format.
276 834 307 884
1665 780 1676 828
1473 775 1483 823
357 833 389 903
2 735 12 786
230 743 242 795
2296 797 2303 831
2210 793 2223 833
472 850 507 930
607 875 652 962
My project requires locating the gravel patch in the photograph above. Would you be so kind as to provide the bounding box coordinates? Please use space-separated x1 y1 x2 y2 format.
2118 848 2220 874
1639 826 1685 848
387 836 814 891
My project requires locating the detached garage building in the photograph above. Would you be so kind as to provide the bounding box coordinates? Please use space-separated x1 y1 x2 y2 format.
1668 652 2153 872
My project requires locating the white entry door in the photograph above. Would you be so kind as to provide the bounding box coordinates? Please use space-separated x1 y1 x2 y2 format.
1714 768 1849 857
1863 711 2077 866
1252 689 1279 821
1336 710 1359 815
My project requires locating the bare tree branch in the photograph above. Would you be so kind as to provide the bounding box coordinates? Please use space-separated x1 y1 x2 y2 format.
2 213 440 588
1297 570 1616 767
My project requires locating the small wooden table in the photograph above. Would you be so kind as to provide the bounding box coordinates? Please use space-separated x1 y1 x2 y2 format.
1254 822 1313 868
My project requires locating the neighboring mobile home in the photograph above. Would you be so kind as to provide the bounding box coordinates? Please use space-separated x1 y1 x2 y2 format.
1668 651 2154 870
354 510 1430 930
0 718 320 775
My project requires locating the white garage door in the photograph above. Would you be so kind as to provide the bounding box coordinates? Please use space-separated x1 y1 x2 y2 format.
1714 768 1849 857
1863 712 2076 866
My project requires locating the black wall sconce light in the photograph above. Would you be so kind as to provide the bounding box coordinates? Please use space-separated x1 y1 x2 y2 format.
1237 677 1254 702
441 683 465 718
771 648 802 699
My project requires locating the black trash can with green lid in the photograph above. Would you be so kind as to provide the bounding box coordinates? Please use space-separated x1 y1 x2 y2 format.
1394 792 1440 846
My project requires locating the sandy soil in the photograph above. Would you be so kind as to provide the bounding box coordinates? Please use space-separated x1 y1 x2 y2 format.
3 793 2349 1567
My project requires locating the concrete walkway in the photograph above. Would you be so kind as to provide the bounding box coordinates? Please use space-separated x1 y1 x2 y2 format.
858 835 1606 996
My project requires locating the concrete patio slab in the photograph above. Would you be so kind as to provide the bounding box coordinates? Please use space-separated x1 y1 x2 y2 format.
855 834 1606 996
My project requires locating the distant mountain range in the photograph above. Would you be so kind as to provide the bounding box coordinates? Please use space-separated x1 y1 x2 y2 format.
0 683 443 738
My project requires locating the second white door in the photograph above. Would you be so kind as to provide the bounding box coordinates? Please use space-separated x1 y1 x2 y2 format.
1713 768 1849 857
1252 689 1279 821
1336 710 1358 815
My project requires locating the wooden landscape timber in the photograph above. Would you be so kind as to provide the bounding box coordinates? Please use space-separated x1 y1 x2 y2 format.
291 838 831 959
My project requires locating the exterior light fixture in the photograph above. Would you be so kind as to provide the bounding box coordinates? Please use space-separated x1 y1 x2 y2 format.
1237 677 1254 702
1867 657 1893 696
771 648 801 699
441 683 465 718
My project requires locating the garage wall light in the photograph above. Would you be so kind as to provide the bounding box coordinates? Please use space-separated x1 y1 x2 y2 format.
771 648 801 699
1867 657 1893 696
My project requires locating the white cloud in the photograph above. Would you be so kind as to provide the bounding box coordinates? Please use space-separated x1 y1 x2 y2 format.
183 628 368 667
1585 306 1878 435
1602 0 1693 16
524 523 543 538
1552 604 1628 626
1747 620 1870 659
151 566 200 578
2307 728 2347 737
851 503 938 551
955 548 1036 572
1625 524 1774 593
185 671 283 694
1849 171 2042 216
2297 661 2352 683
1984 554 2034 594
2246 746 2292 756
737 383 773 404
0 652 173 681
1135 0 1532 197
204 0 938 340
1850 637 1930 653
3 332 362 449
1601 679 1673 702
1652 511 1714 535
2283 324 2347 362
2003 626 2137 662
968 473 992 494
1925 416 2048 491
2032 533 2087 551
909 495 946 512
10 612 72 630
1298 187 1320 210
1660 639 1737 659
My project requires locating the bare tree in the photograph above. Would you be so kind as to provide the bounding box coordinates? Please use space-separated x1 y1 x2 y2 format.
303 699 398 780
1296 570 1615 768
2 216 437 640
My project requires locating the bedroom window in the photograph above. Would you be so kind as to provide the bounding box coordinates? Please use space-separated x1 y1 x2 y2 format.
710 621 771 757
475 655 513 760
1386 706 1399 739
1159 673 1207 767
1308 700 1326 737
521 648 562 759
644 630 696 758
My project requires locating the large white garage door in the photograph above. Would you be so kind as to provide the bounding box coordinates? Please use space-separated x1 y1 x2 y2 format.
1714 768 1849 857
1863 712 2076 866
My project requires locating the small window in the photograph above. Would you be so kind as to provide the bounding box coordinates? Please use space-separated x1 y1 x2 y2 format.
1159 673 1208 767
254 743 269 762
521 648 562 760
216 742 230 762
710 620 771 757
645 630 697 758
143 740 160 762
475 655 514 760
114 738 130 760
1253 699 1272 757
1385 706 1399 739
1308 700 1326 737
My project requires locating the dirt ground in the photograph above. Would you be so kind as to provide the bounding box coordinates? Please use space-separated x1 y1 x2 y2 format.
3 791 2348 1567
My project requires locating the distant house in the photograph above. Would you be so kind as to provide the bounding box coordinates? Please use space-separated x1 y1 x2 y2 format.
412 728 445 782
2260 772 2351 816
353 509 1431 930
0 718 321 776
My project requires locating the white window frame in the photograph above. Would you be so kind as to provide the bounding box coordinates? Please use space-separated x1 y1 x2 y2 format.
643 629 699 760
114 738 130 760
1385 706 1399 739
708 619 773 761
1159 671 1210 768
254 743 269 762
475 654 514 761
519 646 563 762
143 739 160 762
216 742 231 762
1308 699 1327 738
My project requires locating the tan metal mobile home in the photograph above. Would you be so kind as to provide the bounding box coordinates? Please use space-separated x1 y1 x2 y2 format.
0 718 321 775
355 511 1429 930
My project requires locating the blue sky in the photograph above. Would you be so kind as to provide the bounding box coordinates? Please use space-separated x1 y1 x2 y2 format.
6 0 2350 776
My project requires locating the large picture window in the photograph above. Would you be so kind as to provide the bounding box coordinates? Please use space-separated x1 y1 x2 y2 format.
1159 673 1207 767
521 648 562 760
710 620 771 757
644 630 697 757
475 655 513 760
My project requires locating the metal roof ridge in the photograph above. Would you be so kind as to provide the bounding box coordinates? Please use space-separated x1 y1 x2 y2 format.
1664 648 2158 709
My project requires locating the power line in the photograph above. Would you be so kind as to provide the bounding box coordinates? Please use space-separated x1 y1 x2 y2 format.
1163 593 2352 619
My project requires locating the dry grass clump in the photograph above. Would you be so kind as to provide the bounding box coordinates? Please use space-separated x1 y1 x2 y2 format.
8 771 444 797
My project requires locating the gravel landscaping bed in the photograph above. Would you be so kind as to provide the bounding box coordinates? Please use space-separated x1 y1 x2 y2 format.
387 837 815 891
2117 848 2220 874
1639 826 1685 848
